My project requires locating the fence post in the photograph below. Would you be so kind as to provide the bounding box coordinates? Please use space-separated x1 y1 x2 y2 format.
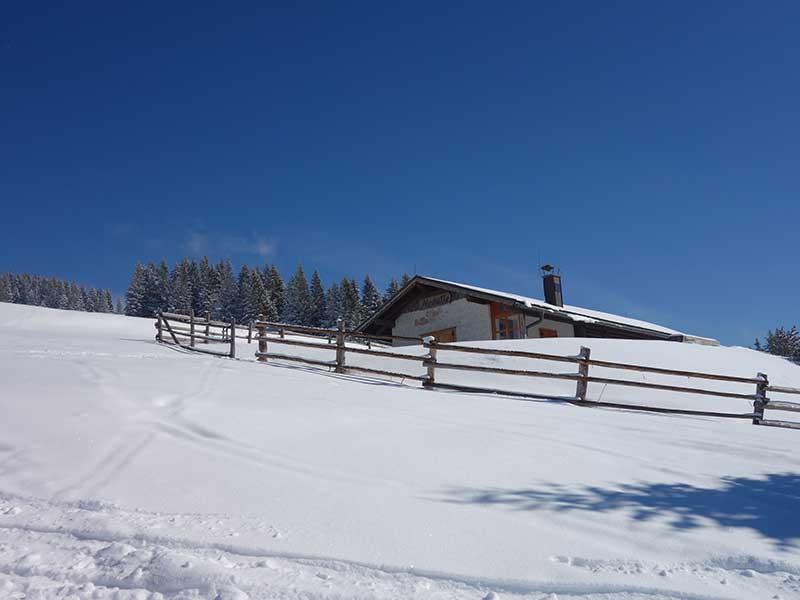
280 327 285 339
423 336 436 388
753 372 768 424
576 346 591 401
189 309 196 348
230 318 236 359
335 319 346 373
256 315 267 362
248 320 253 344
156 313 163 342
204 311 210 344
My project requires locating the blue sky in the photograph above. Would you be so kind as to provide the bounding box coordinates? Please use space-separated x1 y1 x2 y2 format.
2 2 799 346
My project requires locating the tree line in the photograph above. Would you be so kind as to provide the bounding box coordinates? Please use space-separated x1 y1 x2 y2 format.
125 257 411 328
0 272 120 314
755 327 800 362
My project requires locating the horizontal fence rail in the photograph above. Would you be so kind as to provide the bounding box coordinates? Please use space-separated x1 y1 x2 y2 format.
154 312 800 430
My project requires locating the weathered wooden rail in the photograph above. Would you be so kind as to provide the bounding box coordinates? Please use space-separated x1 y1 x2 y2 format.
155 312 800 430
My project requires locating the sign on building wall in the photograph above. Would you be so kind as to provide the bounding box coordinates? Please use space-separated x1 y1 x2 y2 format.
409 292 452 312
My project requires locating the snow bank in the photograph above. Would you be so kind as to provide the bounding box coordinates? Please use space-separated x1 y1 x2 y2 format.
1 302 800 599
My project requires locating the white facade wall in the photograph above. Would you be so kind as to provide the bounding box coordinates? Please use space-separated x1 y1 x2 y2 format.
392 298 491 344
523 315 575 338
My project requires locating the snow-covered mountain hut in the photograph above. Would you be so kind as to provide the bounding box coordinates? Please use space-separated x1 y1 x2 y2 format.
358 275 717 346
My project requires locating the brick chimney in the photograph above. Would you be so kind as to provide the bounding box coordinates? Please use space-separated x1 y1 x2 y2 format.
541 265 563 307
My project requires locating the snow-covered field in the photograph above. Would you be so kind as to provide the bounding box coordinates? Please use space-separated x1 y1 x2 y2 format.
1 302 800 599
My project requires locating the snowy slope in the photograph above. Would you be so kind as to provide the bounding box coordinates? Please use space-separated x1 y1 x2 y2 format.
1 303 800 599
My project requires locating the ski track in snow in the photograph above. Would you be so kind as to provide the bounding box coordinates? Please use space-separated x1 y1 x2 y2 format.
2 492 796 600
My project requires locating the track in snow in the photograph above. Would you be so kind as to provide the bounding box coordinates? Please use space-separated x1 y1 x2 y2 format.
4 492 791 600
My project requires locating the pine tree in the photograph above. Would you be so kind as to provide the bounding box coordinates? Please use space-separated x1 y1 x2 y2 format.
141 263 158 316
235 265 255 322
115 298 124 314
0 273 15 302
170 259 193 314
309 270 326 327
249 268 278 321
41 277 56 307
197 257 219 317
341 277 363 328
102 289 114 313
86 288 100 312
383 277 400 303
16 274 34 305
400 273 412 287
69 282 86 311
156 260 171 313
56 281 70 310
265 265 285 319
361 275 382 318
760 326 800 360
216 259 238 320
284 264 311 324
324 281 343 327
136 261 170 317
79 286 90 312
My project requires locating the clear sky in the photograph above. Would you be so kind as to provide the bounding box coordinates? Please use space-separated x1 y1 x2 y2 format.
2 2 798 346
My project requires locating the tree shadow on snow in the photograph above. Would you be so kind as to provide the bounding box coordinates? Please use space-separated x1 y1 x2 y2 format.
441 472 800 551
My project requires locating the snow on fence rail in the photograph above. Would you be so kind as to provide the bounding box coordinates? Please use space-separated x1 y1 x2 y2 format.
155 311 800 430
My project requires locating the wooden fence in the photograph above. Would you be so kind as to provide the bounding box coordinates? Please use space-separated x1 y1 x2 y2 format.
155 311 800 430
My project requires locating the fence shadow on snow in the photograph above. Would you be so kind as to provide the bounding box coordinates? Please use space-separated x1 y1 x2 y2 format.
440 472 800 551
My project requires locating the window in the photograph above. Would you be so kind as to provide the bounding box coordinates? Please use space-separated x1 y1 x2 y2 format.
495 317 522 340
490 303 524 340
539 327 558 338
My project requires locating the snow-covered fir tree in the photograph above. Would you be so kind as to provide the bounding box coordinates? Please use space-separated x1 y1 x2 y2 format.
249 269 278 322
68 282 85 311
86 288 101 312
341 278 363 328
309 270 326 327
170 259 193 314
235 265 276 322
383 277 400 303
124 263 148 317
361 275 382 318
265 265 285 319
216 260 238 320
188 259 203 315
198 257 220 317
0 273 14 302
284 264 312 325
55 281 70 310
324 281 343 327
757 326 800 360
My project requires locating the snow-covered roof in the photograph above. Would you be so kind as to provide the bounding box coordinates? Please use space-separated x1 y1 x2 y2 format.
394 276 684 337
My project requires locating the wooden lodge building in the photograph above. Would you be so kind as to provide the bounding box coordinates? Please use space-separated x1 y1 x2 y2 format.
358 274 718 346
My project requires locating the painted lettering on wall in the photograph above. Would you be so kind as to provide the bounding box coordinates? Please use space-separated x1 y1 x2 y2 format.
412 292 451 312
414 308 442 327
